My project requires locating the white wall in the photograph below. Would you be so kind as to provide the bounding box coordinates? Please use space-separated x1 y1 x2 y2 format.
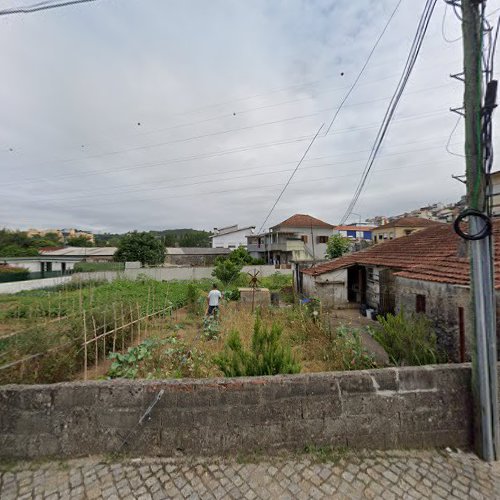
0 276 72 294
212 229 254 249
302 269 348 308
72 265 292 284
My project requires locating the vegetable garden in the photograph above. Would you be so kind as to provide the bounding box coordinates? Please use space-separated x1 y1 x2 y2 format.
0 278 212 384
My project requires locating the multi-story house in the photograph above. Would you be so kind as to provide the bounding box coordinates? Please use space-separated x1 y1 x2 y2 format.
247 214 334 264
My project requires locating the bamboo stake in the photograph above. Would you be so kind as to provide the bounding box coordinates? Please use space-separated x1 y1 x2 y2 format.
121 303 125 351
58 291 62 320
83 312 88 381
112 303 117 352
103 310 107 360
92 315 98 374
129 304 135 345
136 302 141 342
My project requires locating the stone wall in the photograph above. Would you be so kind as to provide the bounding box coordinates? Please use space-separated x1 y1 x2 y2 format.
395 277 471 361
0 365 476 460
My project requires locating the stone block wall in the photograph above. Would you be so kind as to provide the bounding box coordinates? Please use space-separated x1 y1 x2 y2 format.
395 278 470 361
0 365 477 460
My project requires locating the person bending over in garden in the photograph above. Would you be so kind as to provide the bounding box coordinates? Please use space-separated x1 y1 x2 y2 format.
207 283 222 317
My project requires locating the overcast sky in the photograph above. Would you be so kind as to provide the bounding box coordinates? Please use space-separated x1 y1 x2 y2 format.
1 0 499 233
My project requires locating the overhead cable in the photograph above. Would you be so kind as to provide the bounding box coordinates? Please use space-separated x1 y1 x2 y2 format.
339 0 438 224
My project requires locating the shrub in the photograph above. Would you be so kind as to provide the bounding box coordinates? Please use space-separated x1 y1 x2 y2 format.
212 258 243 285
370 308 444 366
333 325 377 370
215 314 301 376
325 234 351 259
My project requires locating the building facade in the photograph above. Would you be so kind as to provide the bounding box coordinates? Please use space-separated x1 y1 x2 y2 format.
247 214 334 264
211 225 255 249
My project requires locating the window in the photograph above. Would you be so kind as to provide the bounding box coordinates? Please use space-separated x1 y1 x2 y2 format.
416 294 426 313
301 235 308 243
316 236 328 244
404 229 413 236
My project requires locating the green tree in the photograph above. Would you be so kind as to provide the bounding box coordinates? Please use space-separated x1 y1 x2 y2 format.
114 232 165 266
66 236 94 247
325 234 351 259
212 257 243 284
228 246 255 265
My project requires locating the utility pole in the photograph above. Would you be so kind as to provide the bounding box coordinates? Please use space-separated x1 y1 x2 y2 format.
460 0 498 461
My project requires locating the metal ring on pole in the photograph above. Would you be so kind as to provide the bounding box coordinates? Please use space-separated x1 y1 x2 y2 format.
453 208 492 240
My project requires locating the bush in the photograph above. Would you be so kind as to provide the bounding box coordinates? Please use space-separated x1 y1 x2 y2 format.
212 258 243 285
370 308 444 366
215 314 301 376
332 325 377 370
325 234 351 259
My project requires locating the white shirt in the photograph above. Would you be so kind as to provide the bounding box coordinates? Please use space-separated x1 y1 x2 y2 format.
208 289 222 306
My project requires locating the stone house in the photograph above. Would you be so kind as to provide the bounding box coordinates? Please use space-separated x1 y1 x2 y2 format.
298 221 500 362
247 214 334 264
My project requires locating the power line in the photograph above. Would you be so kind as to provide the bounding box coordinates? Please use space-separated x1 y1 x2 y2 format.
4 98 452 188
22 108 450 196
339 0 438 224
5 79 453 175
257 123 324 234
38 156 459 211
0 0 96 16
324 0 403 134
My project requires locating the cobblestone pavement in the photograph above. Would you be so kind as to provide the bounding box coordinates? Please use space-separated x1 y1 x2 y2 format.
1 449 500 499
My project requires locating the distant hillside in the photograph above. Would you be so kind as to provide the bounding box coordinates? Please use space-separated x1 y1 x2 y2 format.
95 229 212 248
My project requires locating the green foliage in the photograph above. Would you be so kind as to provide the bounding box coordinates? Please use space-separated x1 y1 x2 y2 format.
212 258 243 285
73 262 125 273
66 236 94 247
333 325 377 370
0 266 30 283
0 279 195 384
215 314 301 377
108 336 209 379
260 273 292 291
114 231 165 266
202 315 220 339
371 308 443 366
325 234 351 259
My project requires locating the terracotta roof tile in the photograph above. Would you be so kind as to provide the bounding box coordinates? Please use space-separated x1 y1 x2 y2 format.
272 214 334 229
303 220 500 288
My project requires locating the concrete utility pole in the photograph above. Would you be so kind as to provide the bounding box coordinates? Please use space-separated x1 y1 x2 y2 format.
460 0 499 461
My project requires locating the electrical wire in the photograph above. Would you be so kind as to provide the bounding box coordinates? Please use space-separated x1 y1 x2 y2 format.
339 0 438 224
0 0 96 16
446 115 465 158
257 124 324 234
441 3 462 43
27 138 463 205
324 0 403 134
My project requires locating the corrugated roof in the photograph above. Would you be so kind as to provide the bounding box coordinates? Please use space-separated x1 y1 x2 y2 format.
166 247 231 255
302 221 500 288
272 214 334 229
373 216 442 230
40 247 117 256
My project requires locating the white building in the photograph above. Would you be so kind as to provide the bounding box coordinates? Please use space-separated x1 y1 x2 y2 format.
211 225 255 249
